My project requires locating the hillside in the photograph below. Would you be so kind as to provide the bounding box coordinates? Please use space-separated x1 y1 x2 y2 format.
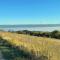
0 31 60 60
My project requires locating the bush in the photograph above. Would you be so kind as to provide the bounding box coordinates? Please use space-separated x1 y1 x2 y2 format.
51 30 60 39
14 30 60 39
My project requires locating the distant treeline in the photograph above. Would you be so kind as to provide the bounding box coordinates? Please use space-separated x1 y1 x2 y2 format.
10 30 60 39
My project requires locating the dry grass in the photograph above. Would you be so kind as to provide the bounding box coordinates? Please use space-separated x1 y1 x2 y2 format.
0 31 60 60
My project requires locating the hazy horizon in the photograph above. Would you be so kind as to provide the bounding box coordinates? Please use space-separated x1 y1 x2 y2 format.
0 25 60 32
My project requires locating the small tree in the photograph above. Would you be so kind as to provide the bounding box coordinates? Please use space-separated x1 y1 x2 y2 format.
51 30 59 39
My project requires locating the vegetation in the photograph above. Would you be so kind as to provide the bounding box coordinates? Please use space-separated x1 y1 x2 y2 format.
0 31 60 60
0 37 37 60
14 30 60 39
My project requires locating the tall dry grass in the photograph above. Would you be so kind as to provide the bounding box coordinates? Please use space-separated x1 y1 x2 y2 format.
0 31 60 60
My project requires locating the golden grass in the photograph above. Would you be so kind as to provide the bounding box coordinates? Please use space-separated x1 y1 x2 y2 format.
0 31 60 60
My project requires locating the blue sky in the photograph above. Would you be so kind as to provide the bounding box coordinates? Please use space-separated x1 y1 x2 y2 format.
0 0 60 25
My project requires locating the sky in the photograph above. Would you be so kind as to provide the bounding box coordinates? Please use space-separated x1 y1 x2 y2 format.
0 0 60 25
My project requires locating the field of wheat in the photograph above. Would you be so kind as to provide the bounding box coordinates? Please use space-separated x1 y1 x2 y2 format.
0 31 60 60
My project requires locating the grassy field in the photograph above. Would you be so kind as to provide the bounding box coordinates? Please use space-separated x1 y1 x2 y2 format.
0 31 60 60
